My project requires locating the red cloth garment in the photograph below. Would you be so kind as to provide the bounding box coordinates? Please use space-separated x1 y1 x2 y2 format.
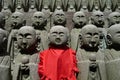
38 46 79 80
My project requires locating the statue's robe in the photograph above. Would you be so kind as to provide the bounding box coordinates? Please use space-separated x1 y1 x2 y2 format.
0 54 10 80
105 49 120 80
38 46 79 80
76 48 107 80
12 51 40 80
70 28 81 51
36 30 49 51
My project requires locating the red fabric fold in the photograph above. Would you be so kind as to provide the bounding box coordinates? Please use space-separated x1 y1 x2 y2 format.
38 46 79 80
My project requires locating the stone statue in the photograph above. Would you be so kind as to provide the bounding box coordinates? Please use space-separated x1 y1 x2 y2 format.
67 0 76 12
105 24 120 80
80 0 88 12
7 12 26 58
70 11 87 51
52 10 66 27
9 0 17 12
107 12 120 27
73 11 87 28
91 11 105 28
31 12 47 30
12 26 40 80
1 6 12 20
88 54 101 80
91 11 107 49
38 25 79 80
9 12 26 31
0 28 11 80
21 0 30 12
31 11 49 51
76 24 107 80
35 0 43 11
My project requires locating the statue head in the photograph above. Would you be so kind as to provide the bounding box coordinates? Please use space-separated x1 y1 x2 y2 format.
53 10 66 26
80 24 100 51
17 26 37 51
73 11 87 28
31 12 47 29
91 11 105 28
108 12 120 27
10 12 26 29
48 25 69 46
0 12 5 29
107 24 120 49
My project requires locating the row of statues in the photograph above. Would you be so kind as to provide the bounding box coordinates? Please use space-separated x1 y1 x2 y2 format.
1 10 120 32
0 0 120 12
0 6 119 80
1 23 120 80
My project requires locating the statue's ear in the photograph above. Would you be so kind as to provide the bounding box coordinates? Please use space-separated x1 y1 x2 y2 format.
78 33 83 46
37 35 41 43
106 34 112 46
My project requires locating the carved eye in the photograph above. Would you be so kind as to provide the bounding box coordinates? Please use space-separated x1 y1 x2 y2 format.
18 36 23 39
26 36 32 39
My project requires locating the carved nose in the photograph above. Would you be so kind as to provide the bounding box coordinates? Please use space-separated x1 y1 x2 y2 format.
23 39 27 44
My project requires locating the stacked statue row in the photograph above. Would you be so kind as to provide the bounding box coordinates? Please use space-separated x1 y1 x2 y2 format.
1 10 120 32
0 0 120 12
1 23 120 80
0 10 119 80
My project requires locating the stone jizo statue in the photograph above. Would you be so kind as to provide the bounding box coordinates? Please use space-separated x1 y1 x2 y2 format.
70 11 87 51
10 12 26 30
91 11 105 28
12 26 40 80
52 10 66 27
38 25 79 80
107 12 120 27
105 24 120 80
31 12 47 30
76 24 107 80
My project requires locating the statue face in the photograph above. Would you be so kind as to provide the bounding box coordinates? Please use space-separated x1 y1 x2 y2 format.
11 12 24 28
53 10 66 25
32 12 46 27
92 11 105 27
17 26 36 50
73 11 87 27
49 26 68 45
108 24 120 45
108 12 120 26
81 25 100 48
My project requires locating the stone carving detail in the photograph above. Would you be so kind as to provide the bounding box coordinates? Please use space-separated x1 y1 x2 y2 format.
0 0 119 80
76 24 107 80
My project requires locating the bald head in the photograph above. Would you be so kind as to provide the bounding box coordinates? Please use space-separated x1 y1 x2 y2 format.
32 12 47 29
107 24 120 46
53 10 66 26
73 11 87 28
81 24 99 34
49 25 69 45
10 11 25 29
80 24 100 48
17 26 36 49
108 12 120 26
91 11 105 27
